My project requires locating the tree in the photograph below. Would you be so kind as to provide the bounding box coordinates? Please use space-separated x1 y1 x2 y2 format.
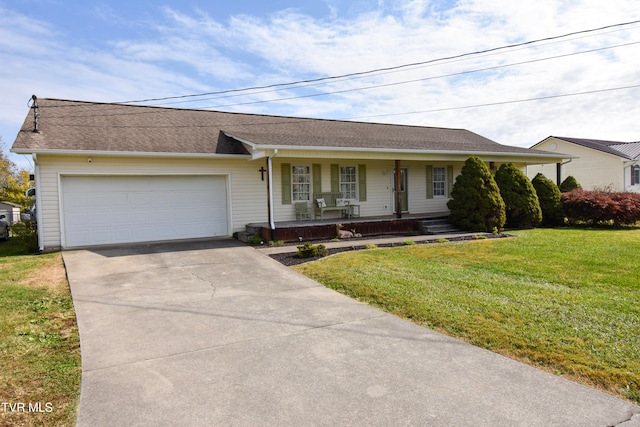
3 169 32 207
0 137 32 207
494 163 542 228
559 175 581 193
0 137 15 199
447 156 506 232
531 173 565 226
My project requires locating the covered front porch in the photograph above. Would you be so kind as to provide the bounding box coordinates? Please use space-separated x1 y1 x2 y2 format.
242 212 455 243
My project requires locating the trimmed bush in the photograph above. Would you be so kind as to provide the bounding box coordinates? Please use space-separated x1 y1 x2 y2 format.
447 156 506 232
559 175 581 193
494 163 542 229
532 173 565 226
296 243 328 258
10 221 39 254
562 189 640 226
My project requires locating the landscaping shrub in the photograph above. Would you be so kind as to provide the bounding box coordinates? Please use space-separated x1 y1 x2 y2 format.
296 243 328 258
559 175 581 193
494 163 542 228
10 220 39 254
447 156 506 232
532 173 565 226
562 188 640 226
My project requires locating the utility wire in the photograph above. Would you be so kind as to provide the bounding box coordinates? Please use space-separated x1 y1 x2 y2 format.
343 84 640 120
186 41 640 110
117 19 640 105
38 39 640 119
39 82 640 129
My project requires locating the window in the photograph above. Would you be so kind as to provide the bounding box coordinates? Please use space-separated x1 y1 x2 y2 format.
340 166 357 199
292 165 311 201
634 165 640 186
433 167 446 197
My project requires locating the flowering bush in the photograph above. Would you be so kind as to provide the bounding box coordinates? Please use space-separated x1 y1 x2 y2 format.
561 189 640 226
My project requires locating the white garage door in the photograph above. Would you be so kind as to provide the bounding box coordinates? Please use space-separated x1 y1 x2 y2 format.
62 175 228 247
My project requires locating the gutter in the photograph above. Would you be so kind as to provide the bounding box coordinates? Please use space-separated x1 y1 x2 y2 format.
220 132 573 160
10 148 251 160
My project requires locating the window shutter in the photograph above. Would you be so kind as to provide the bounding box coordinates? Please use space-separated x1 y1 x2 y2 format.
312 164 322 197
632 166 637 185
447 165 454 197
426 165 433 199
281 163 291 205
331 164 340 193
357 164 367 201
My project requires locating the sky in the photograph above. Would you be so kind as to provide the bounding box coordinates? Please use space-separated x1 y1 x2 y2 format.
2 0 640 171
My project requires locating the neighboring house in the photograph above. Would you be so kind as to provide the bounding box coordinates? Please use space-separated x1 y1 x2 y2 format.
0 201 21 224
528 136 640 192
11 98 569 251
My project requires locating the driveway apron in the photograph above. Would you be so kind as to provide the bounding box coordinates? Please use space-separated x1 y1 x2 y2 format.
63 238 640 426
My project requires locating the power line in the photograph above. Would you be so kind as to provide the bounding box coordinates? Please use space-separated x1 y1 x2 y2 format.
40 82 640 129
343 84 640 121
118 19 640 105
38 39 640 120
184 41 640 111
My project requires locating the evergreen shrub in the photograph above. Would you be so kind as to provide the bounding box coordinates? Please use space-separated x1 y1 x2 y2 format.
559 176 582 193
531 173 565 226
447 156 506 232
494 163 542 228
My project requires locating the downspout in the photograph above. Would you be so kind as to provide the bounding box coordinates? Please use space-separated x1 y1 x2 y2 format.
267 149 278 241
556 159 572 187
32 153 44 252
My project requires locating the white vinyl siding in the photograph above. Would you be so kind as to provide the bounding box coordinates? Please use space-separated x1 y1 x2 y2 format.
528 138 626 191
35 155 265 250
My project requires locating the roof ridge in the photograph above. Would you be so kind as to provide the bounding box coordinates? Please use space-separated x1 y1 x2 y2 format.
38 97 471 133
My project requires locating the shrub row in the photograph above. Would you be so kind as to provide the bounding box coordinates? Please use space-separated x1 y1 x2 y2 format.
562 189 640 226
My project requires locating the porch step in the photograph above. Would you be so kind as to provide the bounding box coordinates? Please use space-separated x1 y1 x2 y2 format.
419 219 461 235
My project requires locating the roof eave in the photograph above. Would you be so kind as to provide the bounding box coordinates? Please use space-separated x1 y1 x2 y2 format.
242 143 574 160
10 148 251 159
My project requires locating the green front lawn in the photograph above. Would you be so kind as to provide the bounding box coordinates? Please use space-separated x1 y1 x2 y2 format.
293 228 640 403
0 239 81 426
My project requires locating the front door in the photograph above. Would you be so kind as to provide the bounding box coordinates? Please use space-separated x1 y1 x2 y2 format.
393 168 409 212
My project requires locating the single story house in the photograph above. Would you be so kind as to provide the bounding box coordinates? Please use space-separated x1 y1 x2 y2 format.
528 136 640 192
11 97 570 251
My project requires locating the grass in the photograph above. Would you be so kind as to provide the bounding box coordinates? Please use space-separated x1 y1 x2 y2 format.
293 228 640 404
0 238 81 426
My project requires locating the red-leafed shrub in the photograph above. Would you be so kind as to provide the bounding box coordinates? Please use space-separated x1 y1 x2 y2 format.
562 189 640 226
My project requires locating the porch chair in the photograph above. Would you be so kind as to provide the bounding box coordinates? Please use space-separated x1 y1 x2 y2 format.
295 202 311 221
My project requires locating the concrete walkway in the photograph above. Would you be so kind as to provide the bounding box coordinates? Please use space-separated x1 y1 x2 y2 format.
63 238 640 426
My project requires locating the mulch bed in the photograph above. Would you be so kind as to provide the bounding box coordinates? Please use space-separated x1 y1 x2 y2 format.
268 233 512 266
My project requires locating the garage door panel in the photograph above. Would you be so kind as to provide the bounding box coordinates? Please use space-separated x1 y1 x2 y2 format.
62 176 228 247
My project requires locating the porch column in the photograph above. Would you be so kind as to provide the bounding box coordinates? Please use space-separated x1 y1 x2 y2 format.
395 160 402 219
267 156 276 241
556 162 562 187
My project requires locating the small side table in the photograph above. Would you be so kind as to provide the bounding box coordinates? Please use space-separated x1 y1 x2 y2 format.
348 204 360 218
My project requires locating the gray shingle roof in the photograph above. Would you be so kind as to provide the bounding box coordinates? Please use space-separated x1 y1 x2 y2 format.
13 98 552 157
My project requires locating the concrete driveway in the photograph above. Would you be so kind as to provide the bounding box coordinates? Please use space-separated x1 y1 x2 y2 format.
63 238 639 426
